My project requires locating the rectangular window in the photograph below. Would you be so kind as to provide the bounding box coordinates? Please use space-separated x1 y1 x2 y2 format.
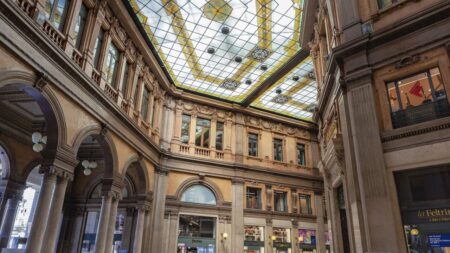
387 67 449 128
93 29 104 69
44 0 70 31
296 143 306 166
274 191 287 212
140 86 150 119
378 0 397 9
215 122 224 150
273 138 283 161
299 194 312 214
195 118 211 148
248 133 258 157
180 115 191 144
73 3 88 49
246 187 262 209
120 63 129 95
104 43 120 87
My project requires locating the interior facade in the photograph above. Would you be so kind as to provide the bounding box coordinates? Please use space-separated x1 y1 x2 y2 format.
0 0 448 253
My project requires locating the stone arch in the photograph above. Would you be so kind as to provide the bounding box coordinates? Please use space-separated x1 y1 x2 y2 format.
0 70 66 164
175 177 225 205
72 125 118 178
121 155 150 195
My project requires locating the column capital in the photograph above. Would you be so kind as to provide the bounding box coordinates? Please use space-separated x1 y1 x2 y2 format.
155 166 169 175
231 177 245 185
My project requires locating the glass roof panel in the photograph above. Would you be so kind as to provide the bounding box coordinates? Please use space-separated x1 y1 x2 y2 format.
129 0 316 121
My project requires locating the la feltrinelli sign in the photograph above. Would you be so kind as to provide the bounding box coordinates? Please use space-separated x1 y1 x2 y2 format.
412 208 450 223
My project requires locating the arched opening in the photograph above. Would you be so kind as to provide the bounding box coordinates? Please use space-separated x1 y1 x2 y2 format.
180 184 217 205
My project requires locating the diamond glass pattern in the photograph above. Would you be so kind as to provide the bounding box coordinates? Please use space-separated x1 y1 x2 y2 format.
129 0 316 121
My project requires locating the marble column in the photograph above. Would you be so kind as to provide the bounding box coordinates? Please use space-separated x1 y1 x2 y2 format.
132 206 146 253
105 196 120 253
121 208 134 251
94 193 113 253
231 178 244 253
25 170 57 253
149 167 168 253
0 193 22 248
42 174 70 253
314 193 326 253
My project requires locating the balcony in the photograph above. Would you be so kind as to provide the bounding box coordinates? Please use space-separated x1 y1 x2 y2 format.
391 98 450 128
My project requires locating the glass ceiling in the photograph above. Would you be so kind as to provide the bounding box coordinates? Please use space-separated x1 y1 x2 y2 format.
128 0 317 121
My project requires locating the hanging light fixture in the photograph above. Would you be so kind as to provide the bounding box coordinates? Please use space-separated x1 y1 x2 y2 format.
81 148 98 176
31 131 47 153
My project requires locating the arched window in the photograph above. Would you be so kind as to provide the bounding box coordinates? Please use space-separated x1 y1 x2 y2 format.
180 184 217 205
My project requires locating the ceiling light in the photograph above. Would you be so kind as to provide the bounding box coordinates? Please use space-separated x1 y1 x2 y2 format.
234 56 242 63
81 159 98 176
221 26 230 34
260 65 268 71
32 132 47 153
245 79 252 85
207 48 215 54
276 88 282 94
292 76 300 81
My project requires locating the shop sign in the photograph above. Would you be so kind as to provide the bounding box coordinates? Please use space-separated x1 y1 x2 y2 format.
404 208 450 224
244 241 265 247
299 243 316 251
428 234 450 248
273 242 291 249
178 237 216 247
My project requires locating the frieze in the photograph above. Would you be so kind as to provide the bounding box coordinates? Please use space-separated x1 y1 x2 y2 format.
244 115 310 138
176 100 230 120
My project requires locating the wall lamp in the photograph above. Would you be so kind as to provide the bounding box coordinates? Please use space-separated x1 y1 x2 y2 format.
221 232 228 242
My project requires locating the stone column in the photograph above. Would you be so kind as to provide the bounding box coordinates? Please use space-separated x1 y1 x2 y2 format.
265 219 273 253
234 113 245 163
142 208 152 253
25 170 57 253
160 97 175 150
314 192 326 253
94 192 113 253
121 208 134 251
149 167 168 253
105 196 120 253
41 173 71 253
0 193 22 248
343 75 402 252
231 178 244 253
188 115 197 154
166 212 179 253
132 206 146 253
291 220 299 253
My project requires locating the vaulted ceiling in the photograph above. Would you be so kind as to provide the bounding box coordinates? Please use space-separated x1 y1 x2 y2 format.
126 0 316 121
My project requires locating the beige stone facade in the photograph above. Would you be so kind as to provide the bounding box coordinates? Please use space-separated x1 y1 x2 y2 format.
0 1 326 253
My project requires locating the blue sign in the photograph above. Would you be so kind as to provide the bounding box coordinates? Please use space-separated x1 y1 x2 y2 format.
428 234 450 248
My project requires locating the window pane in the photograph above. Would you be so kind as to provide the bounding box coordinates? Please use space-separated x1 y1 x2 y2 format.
248 133 258 156
74 3 88 49
180 185 217 205
93 29 104 68
121 63 129 95
397 72 433 109
104 43 120 86
43 0 55 20
140 87 150 119
378 0 393 9
53 0 70 30
246 187 261 209
181 115 191 144
273 139 283 161
195 118 211 148
430 67 446 100
179 215 216 238
387 81 400 112
274 191 287 212
297 144 306 165
215 122 224 150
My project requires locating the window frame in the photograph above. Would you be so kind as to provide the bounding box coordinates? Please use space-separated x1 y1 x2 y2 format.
273 138 284 162
104 42 120 87
247 132 259 157
215 121 224 150
299 194 312 215
245 187 262 209
273 190 288 212
195 117 211 148
296 143 306 166
73 2 88 50
180 114 191 145
44 0 71 31
140 85 151 120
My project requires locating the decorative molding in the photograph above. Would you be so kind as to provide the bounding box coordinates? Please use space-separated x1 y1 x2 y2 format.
382 122 450 142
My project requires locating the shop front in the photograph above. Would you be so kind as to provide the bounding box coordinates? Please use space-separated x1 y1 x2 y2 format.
395 165 450 253
244 225 265 253
298 229 316 253
177 215 216 253
272 227 292 253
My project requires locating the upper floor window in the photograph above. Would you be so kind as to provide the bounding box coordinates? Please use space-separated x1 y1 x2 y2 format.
104 43 120 86
215 122 224 150
274 191 287 212
299 194 312 215
273 138 283 161
246 187 262 209
296 143 306 166
93 29 105 69
180 185 216 205
140 86 150 119
73 3 88 49
43 0 70 31
387 67 449 128
195 118 211 148
181 114 191 144
120 63 130 95
248 133 258 157
378 0 398 9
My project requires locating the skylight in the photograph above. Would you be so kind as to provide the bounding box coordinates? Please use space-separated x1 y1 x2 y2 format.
128 0 316 121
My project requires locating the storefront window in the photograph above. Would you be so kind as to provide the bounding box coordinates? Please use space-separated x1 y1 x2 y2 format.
178 215 216 253
246 187 262 209
244 226 265 253
386 67 449 128
298 229 316 253
395 166 450 253
272 227 291 253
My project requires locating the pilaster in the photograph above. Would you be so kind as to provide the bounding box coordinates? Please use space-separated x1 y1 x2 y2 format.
231 178 244 253
149 166 169 253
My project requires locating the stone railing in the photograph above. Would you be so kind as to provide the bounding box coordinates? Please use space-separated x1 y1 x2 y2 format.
42 20 65 49
72 49 83 68
179 144 190 154
91 69 101 85
194 147 210 157
215 151 224 159
104 84 118 102
16 0 35 18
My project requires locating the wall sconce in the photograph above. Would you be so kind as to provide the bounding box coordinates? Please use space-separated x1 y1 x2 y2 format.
221 232 228 242
298 235 304 243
